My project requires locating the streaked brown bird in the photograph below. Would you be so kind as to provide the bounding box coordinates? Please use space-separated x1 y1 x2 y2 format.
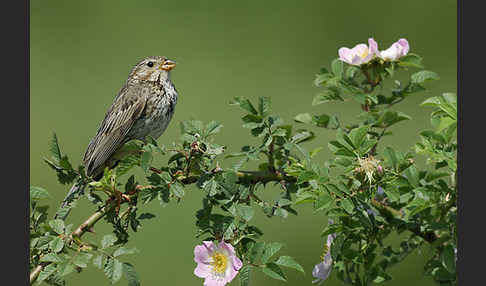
56 56 178 219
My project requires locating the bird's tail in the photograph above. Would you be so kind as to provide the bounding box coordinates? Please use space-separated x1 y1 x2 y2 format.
54 180 86 220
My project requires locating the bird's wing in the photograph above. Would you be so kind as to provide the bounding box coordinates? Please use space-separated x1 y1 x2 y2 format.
83 86 147 177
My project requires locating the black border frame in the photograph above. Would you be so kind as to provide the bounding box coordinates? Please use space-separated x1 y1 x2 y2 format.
1 0 475 284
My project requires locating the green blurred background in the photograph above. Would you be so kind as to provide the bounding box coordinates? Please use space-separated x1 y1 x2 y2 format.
30 0 456 285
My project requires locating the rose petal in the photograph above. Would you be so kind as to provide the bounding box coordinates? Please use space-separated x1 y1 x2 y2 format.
194 245 211 263
351 54 363 65
232 255 243 271
397 38 409 55
338 48 353 64
203 277 227 286
368 38 378 55
194 262 211 278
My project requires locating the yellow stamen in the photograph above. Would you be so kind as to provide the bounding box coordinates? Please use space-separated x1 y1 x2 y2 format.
210 252 228 274
360 50 369 59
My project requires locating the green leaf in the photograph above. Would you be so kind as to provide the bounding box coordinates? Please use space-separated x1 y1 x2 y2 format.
49 132 62 163
384 147 398 170
236 205 255 221
331 58 344 77
57 261 75 277
341 198 354 214
104 258 123 283
261 242 283 264
40 253 62 263
73 252 93 268
312 90 344 106
397 53 424 68
101 234 117 249
294 113 312 124
114 247 138 257
205 121 223 137
249 242 266 264
258 97 271 117
262 263 287 281
384 187 400 202
49 237 64 253
404 165 420 188
349 125 369 149
411 70 439 84
203 179 220 196
314 73 334 86
275 256 305 273
345 66 360 79
440 245 456 274
315 193 333 212
30 186 50 201
93 255 103 269
376 110 411 128
140 151 152 172
123 263 140 286
49 219 65 235
230 97 258 115
37 264 57 283
171 181 185 198
239 265 251 286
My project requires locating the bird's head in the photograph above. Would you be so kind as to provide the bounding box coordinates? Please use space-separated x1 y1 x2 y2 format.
128 56 176 83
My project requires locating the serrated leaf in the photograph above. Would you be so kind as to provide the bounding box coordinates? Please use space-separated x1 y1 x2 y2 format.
57 261 75 277
114 247 138 257
101 234 117 249
73 252 93 268
441 245 456 274
383 187 400 202
341 198 354 214
262 263 287 281
37 264 57 283
349 125 369 149
123 263 140 286
236 205 255 221
331 58 344 77
230 97 258 115
312 90 344 106
140 151 152 173
261 242 283 264
93 255 103 269
249 242 266 264
205 121 223 136
104 258 123 283
275 256 305 273
30 186 50 201
49 219 65 235
49 133 62 163
315 193 333 212
171 181 185 198
40 253 62 263
239 265 251 286
49 237 64 253
258 97 271 117
398 53 424 68
294 113 312 124
138 213 156 220
411 70 439 84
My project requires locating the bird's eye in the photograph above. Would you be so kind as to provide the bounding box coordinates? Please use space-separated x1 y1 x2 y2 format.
147 61 154 67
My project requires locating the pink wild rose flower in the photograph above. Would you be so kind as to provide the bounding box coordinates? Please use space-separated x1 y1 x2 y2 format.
378 38 410 61
338 38 378 66
194 240 243 286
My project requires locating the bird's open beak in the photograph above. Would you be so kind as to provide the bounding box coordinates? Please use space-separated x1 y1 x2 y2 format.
160 59 176 71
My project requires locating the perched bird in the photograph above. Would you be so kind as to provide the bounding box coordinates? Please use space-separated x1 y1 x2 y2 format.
55 56 178 219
